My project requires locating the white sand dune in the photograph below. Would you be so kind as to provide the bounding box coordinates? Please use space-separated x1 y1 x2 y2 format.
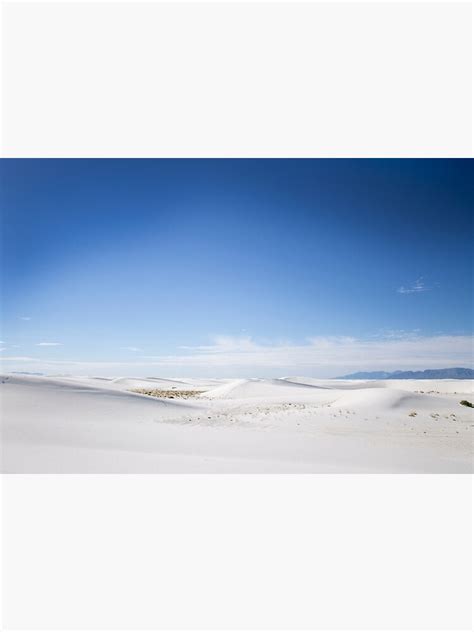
330 388 442 411
203 377 327 399
284 376 474 393
1 374 472 473
45 375 222 392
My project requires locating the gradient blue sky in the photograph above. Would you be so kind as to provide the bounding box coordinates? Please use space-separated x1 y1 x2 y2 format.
1 159 472 377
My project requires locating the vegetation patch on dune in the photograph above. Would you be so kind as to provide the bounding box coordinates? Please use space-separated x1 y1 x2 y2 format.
131 388 204 399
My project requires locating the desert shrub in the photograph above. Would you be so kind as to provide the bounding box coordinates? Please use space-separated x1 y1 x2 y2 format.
459 400 473 408
131 388 203 399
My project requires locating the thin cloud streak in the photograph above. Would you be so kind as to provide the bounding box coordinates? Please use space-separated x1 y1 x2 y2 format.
145 334 473 370
1 334 472 377
397 278 429 294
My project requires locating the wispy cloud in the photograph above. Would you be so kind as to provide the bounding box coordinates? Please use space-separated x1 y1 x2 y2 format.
146 334 473 372
36 342 63 347
397 278 429 294
120 346 142 352
20 316 32 321
3 333 472 377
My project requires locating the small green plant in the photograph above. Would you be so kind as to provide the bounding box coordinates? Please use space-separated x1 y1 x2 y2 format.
460 400 473 408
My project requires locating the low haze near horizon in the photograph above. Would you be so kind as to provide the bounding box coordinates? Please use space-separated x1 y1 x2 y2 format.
1 159 472 377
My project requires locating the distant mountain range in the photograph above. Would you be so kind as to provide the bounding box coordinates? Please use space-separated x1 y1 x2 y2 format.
335 367 474 380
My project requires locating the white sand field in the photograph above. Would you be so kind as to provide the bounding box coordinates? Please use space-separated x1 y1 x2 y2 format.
1 374 472 473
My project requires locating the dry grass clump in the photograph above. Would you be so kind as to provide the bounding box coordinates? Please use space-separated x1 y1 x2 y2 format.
131 388 204 399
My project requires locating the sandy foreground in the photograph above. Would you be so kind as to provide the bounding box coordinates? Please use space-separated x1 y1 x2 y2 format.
1 374 473 473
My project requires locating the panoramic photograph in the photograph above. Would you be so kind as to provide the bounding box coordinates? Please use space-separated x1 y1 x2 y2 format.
1 159 473 473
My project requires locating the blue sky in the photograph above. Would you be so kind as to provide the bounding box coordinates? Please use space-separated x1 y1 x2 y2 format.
1 159 472 377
